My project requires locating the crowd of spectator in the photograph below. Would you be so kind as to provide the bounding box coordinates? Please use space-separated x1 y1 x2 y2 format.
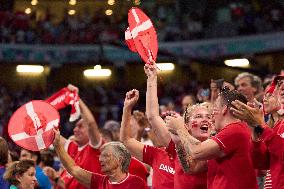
0 66 283 189
0 70 274 149
0 1 283 44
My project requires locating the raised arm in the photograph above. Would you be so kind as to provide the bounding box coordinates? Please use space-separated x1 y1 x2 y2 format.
231 99 284 160
145 64 171 146
120 89 144 161
53 129 92 188
79 99 102 146
132 110 150 142
165 116 224 162
67 84 101 147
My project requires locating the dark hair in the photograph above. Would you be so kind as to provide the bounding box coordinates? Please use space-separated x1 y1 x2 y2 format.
100 128 114 141
40 150 54 167
213 79 224 90
0 137 9 166
219 87 248 108
21 149 41 165
9 151 19 162
4 159 35 186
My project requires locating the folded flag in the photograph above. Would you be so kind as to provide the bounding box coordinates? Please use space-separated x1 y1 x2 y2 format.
45 87 80 122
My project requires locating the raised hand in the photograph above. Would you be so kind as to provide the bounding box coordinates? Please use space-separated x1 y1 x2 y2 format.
43 166 59 182
53 128 61 147
124 89 139 109
133 110 149 130
144 63 158 78
230 99 265 127
164 115 185 135
67 84 79 93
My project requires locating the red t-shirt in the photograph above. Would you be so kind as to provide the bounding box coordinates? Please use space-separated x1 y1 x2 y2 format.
259 120 284 188
128 157 149 182
174 156 207 189
90 173 148 189
61 140 148 189
167 140 207 189
60 140 102 189
208 122 258 189
143 144 174 189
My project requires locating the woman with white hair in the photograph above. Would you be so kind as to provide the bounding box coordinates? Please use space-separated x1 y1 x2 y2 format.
53 128 147 189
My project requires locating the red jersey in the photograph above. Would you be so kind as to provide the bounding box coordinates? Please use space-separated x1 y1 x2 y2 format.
166 141 207 189
61 140 148 188
128 157 149 182
143 144 175 189
209 122 258 189
174 158 207 189
61 140 102 189
258 120 284 188
90 173 148 189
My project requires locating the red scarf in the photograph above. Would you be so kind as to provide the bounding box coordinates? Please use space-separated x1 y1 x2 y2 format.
45 88 80 122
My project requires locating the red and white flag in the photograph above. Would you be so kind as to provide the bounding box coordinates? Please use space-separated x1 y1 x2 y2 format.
125 7 158 64
8 100 60 151
45 87 80 122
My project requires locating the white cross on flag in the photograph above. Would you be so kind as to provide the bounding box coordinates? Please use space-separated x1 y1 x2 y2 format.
125 7 158 64
8 100 60 151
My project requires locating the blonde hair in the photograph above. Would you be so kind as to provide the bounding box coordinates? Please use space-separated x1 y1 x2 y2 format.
184 102 213 124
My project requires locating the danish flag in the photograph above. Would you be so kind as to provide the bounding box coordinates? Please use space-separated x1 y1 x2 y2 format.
8 100 60 151
125 7 158 64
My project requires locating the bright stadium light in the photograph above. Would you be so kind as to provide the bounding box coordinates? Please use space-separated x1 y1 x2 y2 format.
25 8 32 14
84 65 112 78
31 0 38 6
105 9 113 16
69 0 76 5
156 63 175 71
224 58 250 68
16 65 44 73
68 9 76 15
108 0 115 5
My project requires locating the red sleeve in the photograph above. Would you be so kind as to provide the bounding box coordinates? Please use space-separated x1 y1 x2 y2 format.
67 141 78 157
90 173 105 188
260 126 284 161
211 124 248 155
251 141 270 169
128 157 149 182
143 145 157 166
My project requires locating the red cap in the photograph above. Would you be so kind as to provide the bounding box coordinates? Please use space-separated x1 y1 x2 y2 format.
125 7 158 64
265 74 284 94
8 100 60 151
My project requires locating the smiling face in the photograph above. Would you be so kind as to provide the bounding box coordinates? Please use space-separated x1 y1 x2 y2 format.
186 106 213 141
17 167 37 189
73 119 89 146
